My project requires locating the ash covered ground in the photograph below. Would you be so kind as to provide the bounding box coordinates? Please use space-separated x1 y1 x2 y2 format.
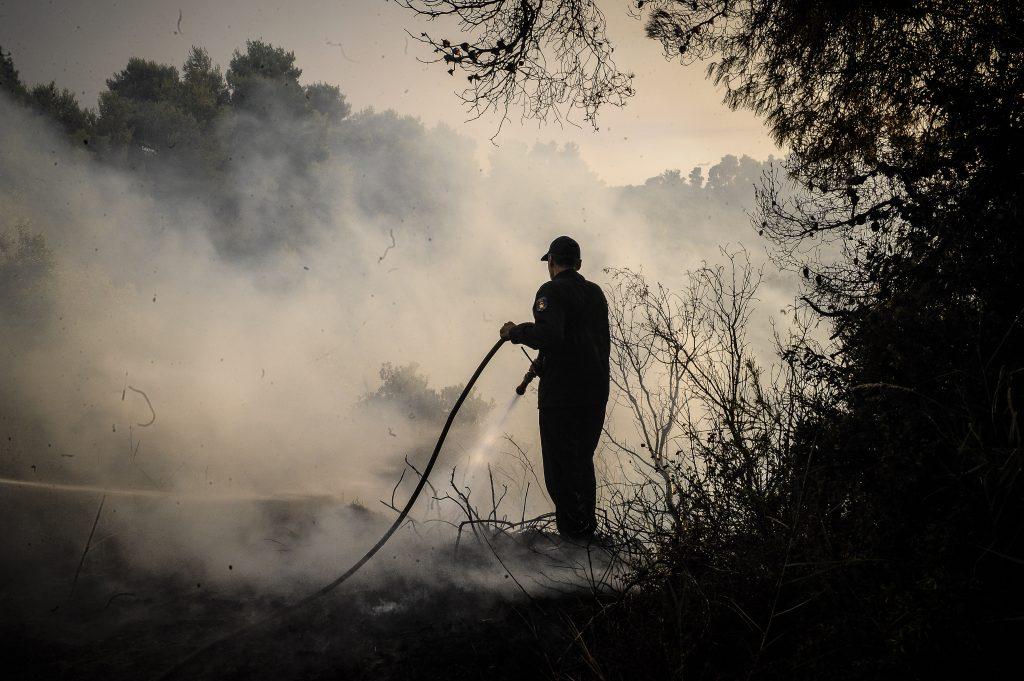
2 489 614 680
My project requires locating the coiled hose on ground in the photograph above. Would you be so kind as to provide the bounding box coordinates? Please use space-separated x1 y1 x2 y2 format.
157 338 509 679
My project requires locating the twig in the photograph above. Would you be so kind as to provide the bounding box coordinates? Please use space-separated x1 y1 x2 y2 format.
380 468 408 514
325 40 359 63
70 494 106 597
101 591 135 611
263 538 291 553
404 454 438 499
127 385 156 427
378 229 396 263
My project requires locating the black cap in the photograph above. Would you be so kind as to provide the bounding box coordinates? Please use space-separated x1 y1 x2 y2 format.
541 235 581 262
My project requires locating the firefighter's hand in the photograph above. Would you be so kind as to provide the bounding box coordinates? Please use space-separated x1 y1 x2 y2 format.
499 321 516 340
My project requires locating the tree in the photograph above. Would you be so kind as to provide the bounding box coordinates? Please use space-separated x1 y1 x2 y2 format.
0 44 28 102
687 166 703 188
304 82 351 123
96 89 198 154
106 57 181 103
180 46 229 125
226 40 306 117
97 57 195 152
29 82 95 138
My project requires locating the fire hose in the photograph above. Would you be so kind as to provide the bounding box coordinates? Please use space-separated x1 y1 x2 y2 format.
159 337 534 678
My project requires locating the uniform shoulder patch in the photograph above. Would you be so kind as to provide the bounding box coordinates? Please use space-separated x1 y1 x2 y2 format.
535 296 548 312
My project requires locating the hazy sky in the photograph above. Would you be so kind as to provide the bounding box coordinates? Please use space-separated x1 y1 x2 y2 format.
0 0 779 185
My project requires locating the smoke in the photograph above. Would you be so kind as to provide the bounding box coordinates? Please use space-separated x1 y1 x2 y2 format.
0 85 788 608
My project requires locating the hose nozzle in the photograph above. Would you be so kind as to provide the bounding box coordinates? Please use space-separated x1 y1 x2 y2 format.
515 369 537 395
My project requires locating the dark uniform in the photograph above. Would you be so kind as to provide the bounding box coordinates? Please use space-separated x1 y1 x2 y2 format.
508 256 610 541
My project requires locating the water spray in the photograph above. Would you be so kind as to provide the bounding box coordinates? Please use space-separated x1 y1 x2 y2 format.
461 392 523 488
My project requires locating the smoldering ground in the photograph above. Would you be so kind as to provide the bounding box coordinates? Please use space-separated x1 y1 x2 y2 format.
0 63 790 676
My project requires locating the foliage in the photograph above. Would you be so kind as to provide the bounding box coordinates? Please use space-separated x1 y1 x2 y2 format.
227 40 307 118
28 82 95 140
2 40 362 257
392 1 1024 677
107 57 181 103
360 362 493 427
0 45 28 102
180 46 230 124
304 82 351 123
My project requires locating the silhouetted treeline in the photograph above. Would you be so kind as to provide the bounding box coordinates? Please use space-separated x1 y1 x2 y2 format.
1 42 772 267
1 41 464 258
575 1 1024 679
616 157 772 251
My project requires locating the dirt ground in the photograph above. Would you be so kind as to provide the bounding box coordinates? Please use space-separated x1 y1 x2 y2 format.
1 490 607 680
4 574 588 680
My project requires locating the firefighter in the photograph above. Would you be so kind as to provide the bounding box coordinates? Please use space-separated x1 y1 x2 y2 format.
500 236 610 542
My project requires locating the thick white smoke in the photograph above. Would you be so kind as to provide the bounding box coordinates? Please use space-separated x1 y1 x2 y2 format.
0 89 788 602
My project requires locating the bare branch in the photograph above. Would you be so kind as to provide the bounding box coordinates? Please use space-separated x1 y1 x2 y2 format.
398 0 634 132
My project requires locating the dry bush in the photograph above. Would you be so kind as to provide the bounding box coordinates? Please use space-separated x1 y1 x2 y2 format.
601 249 817 561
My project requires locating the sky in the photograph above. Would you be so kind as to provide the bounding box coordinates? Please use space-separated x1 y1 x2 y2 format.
0 0 780 185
